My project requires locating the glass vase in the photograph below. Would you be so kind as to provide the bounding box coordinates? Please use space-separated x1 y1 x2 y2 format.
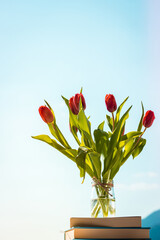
91 178 116 218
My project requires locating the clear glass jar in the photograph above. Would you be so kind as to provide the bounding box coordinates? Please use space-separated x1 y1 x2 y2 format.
91 178 116 218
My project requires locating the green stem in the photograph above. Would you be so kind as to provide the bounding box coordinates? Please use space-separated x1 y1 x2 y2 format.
95 185 109 217
112 112 115 132
134 127 146 150
91 200 100 217
94 205 101 218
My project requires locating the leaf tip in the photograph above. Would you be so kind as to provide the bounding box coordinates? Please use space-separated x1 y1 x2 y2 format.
44 99 51 110
81 178 84 184
141 101 144 110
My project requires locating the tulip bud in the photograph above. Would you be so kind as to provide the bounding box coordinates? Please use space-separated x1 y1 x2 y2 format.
74 93 86 112
39 106 54 123
105 94 117 112
143 110 155 128
69 96 79 115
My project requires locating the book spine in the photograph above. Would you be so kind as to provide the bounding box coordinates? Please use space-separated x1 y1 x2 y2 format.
72 239 151 240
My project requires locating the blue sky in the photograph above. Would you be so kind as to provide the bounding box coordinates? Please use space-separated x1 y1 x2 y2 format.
0 1 160 240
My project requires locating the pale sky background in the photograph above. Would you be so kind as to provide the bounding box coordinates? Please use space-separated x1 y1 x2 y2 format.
0 0 160 240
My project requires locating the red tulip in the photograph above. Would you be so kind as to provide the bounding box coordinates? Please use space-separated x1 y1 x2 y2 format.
74 93 86 111
39 106 54 123
105 94 117 112
143 110 155 128
69 96 79 115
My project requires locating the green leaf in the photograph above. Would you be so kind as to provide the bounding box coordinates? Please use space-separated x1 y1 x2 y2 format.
119 131 142 148
137 102 144 132
77 108 95 149
121 137 146 166
115 96 129 126
87 152 101 179
106 115 113 131
69 120 81 146
124 138 135 157
110 152 123 180
54 122 71 148
78 108 91 135
80 130 93 148
94 129 109 156
121 131 142 141
76 148 87 183
47 123 71 148
109 106 132 152
80 131 86 147
103 147 122 179
62 96 78 128
78 146 92 153
32 135 94 179
98 121 105 130
48 123 59 140
43 99 71 148
103 106 132 176
132 138 146 159
110 149 126 180
76 146 95 182
85 155 95 176
44 99 52 110
76 146 101 179
32 135 77 161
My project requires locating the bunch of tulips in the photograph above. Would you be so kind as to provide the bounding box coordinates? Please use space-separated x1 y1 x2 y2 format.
32 90 155 216
33 91 155 182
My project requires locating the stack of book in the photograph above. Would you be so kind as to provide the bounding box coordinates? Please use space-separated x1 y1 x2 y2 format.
64 216 151 240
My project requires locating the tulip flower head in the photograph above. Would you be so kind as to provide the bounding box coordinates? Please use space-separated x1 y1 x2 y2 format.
105 94 117 113
39 106 54 123
69 93 86 115
74 93 86 112
69 96 79 115
143 110 155 128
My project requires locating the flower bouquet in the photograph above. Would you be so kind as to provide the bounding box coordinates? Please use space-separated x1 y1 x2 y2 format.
32 89 155 217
